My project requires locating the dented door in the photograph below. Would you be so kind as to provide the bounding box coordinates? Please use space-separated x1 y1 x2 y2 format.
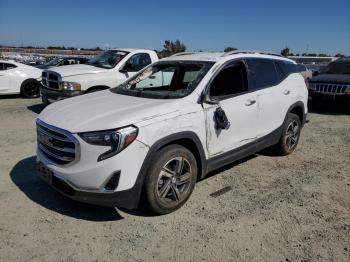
204 93 259 157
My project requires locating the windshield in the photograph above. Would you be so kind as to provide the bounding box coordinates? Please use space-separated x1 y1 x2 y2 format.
45 57 62 66
87 50 129 69
111 61 214 99
323 60 350 74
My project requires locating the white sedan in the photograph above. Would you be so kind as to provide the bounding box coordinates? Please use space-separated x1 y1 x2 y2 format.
0 60 42 98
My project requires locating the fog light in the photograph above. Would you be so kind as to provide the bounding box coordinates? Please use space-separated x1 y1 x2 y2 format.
104 171 120 191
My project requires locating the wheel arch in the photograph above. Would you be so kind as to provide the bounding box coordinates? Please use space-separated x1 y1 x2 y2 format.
124 132 207 209
20 78 39 91
287 101 306 125
20 78 41 97
150 132 207 180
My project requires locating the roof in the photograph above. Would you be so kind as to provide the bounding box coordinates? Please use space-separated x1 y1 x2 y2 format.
110 48 155 53
161 50 294 63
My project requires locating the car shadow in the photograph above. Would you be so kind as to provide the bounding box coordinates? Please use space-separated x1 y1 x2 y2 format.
10 156 124 221
201 155 257 181
27 103 46 114
0 94 22 99
308 99 350 115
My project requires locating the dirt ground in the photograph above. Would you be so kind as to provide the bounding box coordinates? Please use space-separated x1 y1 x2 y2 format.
0 96 349 262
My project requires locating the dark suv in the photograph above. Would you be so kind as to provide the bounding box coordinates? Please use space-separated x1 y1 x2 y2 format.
308 58 350 103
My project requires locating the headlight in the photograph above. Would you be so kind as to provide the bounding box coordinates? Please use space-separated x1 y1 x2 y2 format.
59 81 81 91
79 126 138 161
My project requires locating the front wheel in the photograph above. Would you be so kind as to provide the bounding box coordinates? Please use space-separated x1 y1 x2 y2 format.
275 113 302 155
144 145 198 214
21 80 40 98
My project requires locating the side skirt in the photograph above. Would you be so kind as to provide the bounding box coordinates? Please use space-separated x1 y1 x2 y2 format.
206 126 282 173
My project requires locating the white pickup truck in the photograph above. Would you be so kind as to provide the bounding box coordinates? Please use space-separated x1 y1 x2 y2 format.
41 48 158 104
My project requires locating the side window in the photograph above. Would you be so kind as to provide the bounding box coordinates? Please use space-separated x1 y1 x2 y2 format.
246 59 279 91
0 63 4 70
3 63 17 70
275 60 299 81
123 53 152 72
209 61 248 98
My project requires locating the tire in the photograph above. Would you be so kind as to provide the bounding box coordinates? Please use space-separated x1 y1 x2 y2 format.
21 80 40 98
275 113 302 155
144 145 198 214
42 95 50 105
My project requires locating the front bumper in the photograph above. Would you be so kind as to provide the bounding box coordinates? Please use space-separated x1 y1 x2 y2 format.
37 162 141 208
309 90 350 103
36 129 150 208
41 86 83 103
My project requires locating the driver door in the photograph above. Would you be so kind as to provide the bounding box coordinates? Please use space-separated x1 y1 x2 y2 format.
204 60 259 157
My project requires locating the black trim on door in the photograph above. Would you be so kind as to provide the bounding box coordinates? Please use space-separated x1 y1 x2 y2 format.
206 125 282 172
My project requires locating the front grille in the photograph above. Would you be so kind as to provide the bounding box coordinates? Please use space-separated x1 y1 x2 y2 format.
42 71 61 90
36 120 80 166
314 83 349 95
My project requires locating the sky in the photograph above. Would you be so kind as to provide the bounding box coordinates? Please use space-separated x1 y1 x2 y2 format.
0 0 349 55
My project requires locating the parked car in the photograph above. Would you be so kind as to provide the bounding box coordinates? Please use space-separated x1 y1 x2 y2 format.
36 51 308 214
297 64 313 80
308 58 350 103
305 64 321 77
36 57 89 69
0 60 42 97
40 49 158 104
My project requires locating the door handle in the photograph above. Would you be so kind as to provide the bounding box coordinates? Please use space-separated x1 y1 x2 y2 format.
245 99 256 106
283 90 291 95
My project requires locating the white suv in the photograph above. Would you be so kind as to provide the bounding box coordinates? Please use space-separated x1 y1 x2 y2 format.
36 51 308 214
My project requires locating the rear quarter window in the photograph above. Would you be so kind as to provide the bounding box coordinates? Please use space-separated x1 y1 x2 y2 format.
246 58 279 90
275 60 299 79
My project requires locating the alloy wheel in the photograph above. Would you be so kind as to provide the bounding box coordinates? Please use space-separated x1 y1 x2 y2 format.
23 82 39 98
285 119 299 150
156 156 192 203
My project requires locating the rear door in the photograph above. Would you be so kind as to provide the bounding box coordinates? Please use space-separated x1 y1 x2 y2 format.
204 60 259 156
245 58 292 138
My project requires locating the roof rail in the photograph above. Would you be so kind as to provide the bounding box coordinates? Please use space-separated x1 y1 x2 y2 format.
222 50 282 57
171 52 200 57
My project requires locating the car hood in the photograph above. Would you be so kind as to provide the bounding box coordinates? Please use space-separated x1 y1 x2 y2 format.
38 90 179 133
310 74 350 85
48 64 109 77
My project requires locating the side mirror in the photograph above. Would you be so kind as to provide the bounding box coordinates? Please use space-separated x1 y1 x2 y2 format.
119 68 128 74
201 92 219 105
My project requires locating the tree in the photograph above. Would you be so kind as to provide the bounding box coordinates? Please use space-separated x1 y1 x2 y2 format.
159 39 186 58
280 47 290 57
224 47 238 52
335 53 345 58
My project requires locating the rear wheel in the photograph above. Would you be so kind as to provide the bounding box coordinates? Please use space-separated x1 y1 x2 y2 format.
275 113 301 155
21 80 40 98
144 145 197 214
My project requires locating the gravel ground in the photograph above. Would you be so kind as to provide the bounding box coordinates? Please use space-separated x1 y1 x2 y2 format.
0 96 349 262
